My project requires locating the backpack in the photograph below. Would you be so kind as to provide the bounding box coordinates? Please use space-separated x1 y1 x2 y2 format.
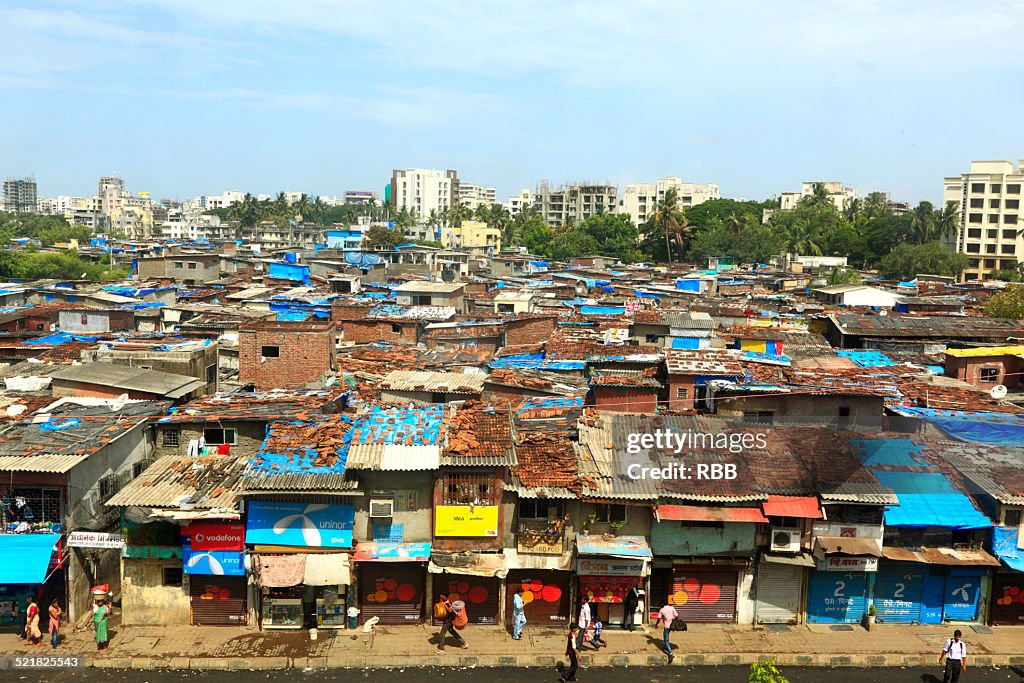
433 600 449 620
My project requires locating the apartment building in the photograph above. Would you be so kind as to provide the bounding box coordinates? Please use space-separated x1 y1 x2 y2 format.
198 190 245 211
621 177 721 225
457 182 497 210
344 190 377 205
945 159 1024 281
534 181 617 228
779 181 859 212
505 189 535 216
3 177 38 213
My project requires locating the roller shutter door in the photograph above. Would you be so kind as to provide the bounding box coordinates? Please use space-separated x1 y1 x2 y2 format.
505 569 571 626
805 570 867 623
873 563 924 623
359 562 425 625
990 573 1024 625
669 569 738 623
755 562 802 624
432 574 500 625
190 576 247 625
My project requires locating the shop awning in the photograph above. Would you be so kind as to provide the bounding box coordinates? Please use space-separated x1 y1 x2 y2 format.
575 535 652 559
993 526 1024 572
503 548 573 572
814 536 882 557
761 496 822 519
428 551 507 578
0 534 59 584
881 546 1002 567
257 554 306 587
353 541 431 562
763 552 816 567
656 504 768 524
304 553 351 585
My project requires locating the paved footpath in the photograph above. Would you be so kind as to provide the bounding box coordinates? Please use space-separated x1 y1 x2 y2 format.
3 620 1024 669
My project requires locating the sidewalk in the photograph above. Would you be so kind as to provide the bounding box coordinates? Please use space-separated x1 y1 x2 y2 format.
3 621 1023 669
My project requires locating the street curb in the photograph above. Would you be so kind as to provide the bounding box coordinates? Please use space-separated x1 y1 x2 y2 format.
70 652 1024 669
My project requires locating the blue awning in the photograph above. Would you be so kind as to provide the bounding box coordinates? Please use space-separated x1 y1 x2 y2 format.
0 534 59 584
993 526 1024 571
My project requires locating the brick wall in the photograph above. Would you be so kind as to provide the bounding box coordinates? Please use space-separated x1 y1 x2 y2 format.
340 320 418 344
504 316 556 346
239 326 336 390
667 375 696 411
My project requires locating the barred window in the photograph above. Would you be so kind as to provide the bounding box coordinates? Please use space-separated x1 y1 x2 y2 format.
99 475 120 501
162 427 180 446
442 472 496 505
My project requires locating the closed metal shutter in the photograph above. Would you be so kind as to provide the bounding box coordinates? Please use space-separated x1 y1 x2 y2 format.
190 576 247 626
990 573 1024 625
505 569 571 627
359 562 425 625
755 562 802 624
669 569 738 623
942 569 985 621
874 563 924 623
432 574 500 625
805 570 867 623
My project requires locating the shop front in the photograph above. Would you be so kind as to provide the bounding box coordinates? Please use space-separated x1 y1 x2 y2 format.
429 551 505 625
246 501 355 630
575 537 651 628
354 541 430 625
668 566 741 623
755 553 813 624
990 572 1024 624
805 533 882 624
503 548 573 628
0 534 63 631
879 546 1000 624
183 545 247 625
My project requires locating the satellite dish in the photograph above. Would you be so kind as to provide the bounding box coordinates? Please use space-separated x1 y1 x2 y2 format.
990 385 1008 399
110 393 130 412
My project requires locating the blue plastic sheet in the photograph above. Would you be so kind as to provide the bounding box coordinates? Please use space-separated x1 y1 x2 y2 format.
671 337 702 349
580 305 625 315
872 470 992 529
891 407 1024 446
837 350 894 368
993 526 1024 571
0 534 59 583
22 332 100 345
675 279 701 291
852 438 931 468
489 354 545 369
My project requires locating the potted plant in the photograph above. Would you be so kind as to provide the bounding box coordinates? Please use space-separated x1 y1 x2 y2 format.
865 603 876 630
609 519 626 536
582 512 598 536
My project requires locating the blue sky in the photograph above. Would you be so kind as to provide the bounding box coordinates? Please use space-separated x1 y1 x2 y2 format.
1 1 1022 204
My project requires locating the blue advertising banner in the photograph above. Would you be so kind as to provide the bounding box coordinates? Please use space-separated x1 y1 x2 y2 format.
246 501 354 548
183 545 246 576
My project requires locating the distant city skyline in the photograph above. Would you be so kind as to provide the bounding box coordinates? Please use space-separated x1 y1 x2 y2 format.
1 1 1022 204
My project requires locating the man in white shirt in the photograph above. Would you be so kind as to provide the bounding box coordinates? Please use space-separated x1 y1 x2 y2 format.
939 629 967 683
576 595 592 650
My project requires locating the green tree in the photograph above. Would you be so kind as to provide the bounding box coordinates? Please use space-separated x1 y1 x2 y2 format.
908 201 937 244
935 200 960 243
687 219 784 265
446 203 472 228
826 267 863 285
749 660 789 683
547 230 600 261
364 225 405 249
650 187 686 262
574 212 641 263
984 285 1024 318
516 214 552 255
878 242 969 279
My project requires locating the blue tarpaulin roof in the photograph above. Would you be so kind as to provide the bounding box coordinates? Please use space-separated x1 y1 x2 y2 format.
852 438 931 468
993 526 1024 571
22 332 100 346
675 279 702 292
837 350 894 368
0 534 59 583
488 354 545 369
580 305 625 315
871 469 992 529
890 407 1024 446
671 337 702 349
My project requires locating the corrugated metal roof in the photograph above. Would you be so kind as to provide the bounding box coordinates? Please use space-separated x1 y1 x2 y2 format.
106 453 247 509
242 473 360 492
345 444 384 470
379 370 485 394
380 445 441 471
0 454 89 473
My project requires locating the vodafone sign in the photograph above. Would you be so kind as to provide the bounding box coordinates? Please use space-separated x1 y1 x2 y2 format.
186 522 245 551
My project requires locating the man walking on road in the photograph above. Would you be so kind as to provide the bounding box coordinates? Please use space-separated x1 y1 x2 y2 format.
512 587 527 640
576 595 594 650
623 583 640 631
939 629 967 682
433 593 468 654
658 601 679 664
561 623 580 682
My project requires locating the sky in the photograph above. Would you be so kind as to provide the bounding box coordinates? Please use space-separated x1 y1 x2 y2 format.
1 0 1023 205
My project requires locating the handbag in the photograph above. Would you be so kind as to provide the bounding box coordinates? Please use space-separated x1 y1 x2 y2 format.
671 619 688 632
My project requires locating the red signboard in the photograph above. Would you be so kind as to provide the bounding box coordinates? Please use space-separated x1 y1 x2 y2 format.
186 522 245 551
579 576 637 603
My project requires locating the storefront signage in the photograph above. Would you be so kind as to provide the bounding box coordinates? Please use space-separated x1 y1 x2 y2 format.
817 556 878 572
434 505 499 537
246 502 354 548
580 575 638 603
67 531 124 549
186 522 244 551
183 545 246 576
577 558 645 577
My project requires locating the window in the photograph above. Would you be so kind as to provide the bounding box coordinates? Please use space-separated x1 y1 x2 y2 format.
838 406 851 417
985 259 997 268
991 184 1002 193
743 410 775 425
187 262 198 270
971 183 986 193
1008 200 1020 210
990 199 1001 209
989 214 1000 223
987 229 998 239
1006 215 1019 225
132 460 151 478
675 387 689 399
979 367 1000 383
203 428 236 445
592 504 627 524
986 244 997 254
260 345 280 358
967 228 982 238
80 314 89 325
1003 229 1017 239
1003 509 1022 527
174 261 184 269
206 364 216 384
391 323 403 334
98 474 119 501
1002 245 1016 254
970 198 984 208
442 472 496 505
966 243 980 253
162 567 183 587
1008 184 1021 195
518 499 564 520
162 427 180 446
968 213 982 224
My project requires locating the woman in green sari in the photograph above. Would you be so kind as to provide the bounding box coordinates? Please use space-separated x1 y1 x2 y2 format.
92 598 109 650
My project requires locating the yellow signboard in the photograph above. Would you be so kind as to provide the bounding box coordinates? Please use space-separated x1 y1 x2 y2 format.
434 505 499 537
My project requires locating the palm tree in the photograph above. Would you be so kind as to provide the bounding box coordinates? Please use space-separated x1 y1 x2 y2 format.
447 203 472 228
231 193 260 240
426 209 442 228
800 182 831 207
935 201 960 243
650 188 685 262
784 221 824 256
293 193 313 223
909 201 936 244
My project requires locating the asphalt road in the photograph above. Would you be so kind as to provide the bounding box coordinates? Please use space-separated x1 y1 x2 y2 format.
4 667 1024 683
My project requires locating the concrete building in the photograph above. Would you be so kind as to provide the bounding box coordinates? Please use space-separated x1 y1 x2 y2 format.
344 189 377 205
198 190 244 211
504 189 534 216
3 176 38 213
238 320 337 390
389 168 459 238
457 182 497 210
534 181 617 228
136 253 222 285
440 219 501 251
945 159 1024 280
779 182 859 212
621 177 721 226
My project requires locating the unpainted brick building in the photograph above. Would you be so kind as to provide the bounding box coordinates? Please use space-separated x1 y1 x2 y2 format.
238 320 337 390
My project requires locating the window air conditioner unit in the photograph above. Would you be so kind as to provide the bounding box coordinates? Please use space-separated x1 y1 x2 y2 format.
369 498 395 518
770 527 801 553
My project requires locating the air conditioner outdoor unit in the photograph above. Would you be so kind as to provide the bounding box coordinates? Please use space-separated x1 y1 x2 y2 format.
369 498 395 518
770 527 801 553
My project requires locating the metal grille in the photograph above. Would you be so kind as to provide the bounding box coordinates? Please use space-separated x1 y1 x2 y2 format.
670 569 738 623
359 563 425 625
162 427 181 446
432 575 499 625
442 472 495 505
190 576 247 625
1 488 62 530
505 570 571 627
